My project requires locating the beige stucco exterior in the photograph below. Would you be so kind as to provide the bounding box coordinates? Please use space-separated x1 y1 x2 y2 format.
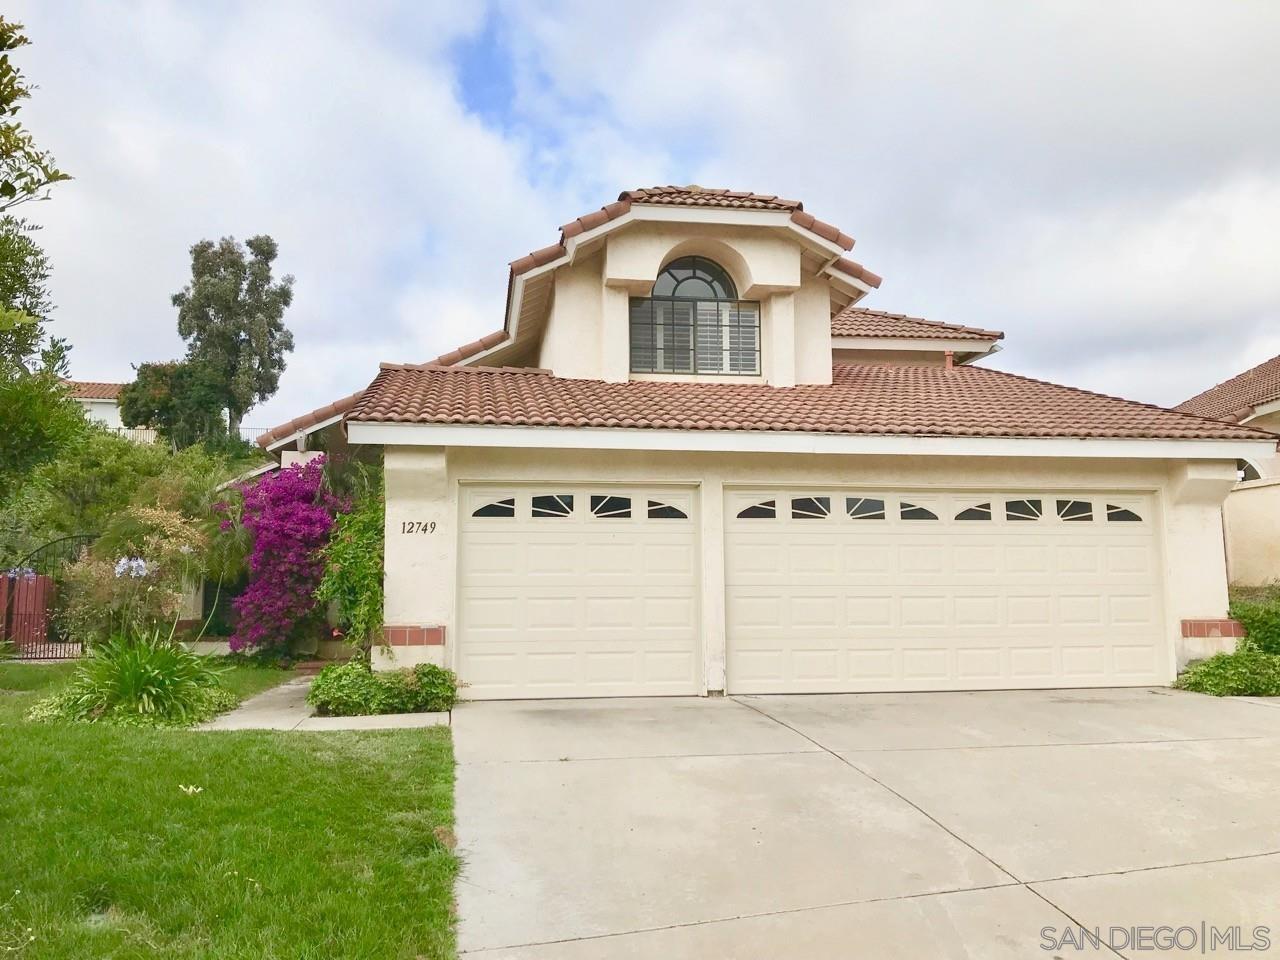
1223 477 1280 586
374 444 1238 683
535 221 834 387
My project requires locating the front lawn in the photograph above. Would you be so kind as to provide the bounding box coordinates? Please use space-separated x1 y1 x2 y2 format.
0 664 458 959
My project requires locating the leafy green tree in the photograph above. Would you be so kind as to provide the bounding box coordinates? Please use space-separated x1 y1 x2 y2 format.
0 17 70 210
0 214 52 371
119 359 228 449
172 235 294 437
0 339 85 502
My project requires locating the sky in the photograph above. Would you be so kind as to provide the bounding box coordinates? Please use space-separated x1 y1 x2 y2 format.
10 0 1280 430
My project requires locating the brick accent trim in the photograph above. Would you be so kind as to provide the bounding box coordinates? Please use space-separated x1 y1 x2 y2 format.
1180 618 1246 639
384 625 446 647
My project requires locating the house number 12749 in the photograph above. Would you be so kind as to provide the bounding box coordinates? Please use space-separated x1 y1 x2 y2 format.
400 521 437 535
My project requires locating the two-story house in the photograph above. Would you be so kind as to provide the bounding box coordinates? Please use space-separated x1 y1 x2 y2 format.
261 186 1276 699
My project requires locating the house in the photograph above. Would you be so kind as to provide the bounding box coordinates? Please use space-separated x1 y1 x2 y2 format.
1177 355 1280 586
261 185 1277 698
65 380 127 428
64 380 156 443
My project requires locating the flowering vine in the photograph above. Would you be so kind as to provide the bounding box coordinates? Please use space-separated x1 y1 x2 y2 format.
219 458 347 652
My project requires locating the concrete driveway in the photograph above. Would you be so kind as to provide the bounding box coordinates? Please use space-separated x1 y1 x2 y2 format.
451 689 1280 957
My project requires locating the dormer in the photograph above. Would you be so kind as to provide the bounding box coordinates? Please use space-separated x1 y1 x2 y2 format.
432 186 1001 384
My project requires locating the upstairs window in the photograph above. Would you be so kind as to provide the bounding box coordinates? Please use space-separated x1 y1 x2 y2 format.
630 256 760 375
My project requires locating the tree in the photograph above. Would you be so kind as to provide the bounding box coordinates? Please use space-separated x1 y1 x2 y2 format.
119 359 228 449
0 338 85 501
0 214 51 371
172 235 294 437
0 17 70 211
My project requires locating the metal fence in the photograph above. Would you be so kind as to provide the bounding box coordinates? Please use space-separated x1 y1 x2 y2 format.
2 534 96 660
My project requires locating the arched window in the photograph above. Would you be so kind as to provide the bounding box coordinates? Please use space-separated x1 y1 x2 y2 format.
630 256 760 375
652 256 738 300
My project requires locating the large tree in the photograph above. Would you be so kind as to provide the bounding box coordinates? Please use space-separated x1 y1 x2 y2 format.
119 358 228 449
0 214 52 372
172 235 294 436
0 17 70 210
0 339 85 502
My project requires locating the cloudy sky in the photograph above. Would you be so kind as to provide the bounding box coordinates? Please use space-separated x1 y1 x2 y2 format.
11 1 1280 429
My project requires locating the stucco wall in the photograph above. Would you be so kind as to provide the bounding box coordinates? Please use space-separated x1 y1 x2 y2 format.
536 220 832 387
1223 477 1280 586
378 445 1237 683
78 398 122 428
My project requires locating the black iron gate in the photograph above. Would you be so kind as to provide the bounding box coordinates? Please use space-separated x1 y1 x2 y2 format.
2 534 96 660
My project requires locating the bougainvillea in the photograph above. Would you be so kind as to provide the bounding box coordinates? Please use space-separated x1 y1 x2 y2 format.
221 457 346 652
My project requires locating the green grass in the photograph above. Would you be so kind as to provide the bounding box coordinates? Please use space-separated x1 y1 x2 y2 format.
0 665 458 959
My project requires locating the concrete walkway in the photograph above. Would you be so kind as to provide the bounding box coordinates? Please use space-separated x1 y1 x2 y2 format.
198 676 449 731
453 689 1280 957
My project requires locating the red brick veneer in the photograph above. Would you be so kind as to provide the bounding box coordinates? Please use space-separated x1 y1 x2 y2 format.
383 625 445 647
1180 619 1246 639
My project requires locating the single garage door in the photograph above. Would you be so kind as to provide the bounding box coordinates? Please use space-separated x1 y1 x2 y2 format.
458 486 699 699
726 489 1166 693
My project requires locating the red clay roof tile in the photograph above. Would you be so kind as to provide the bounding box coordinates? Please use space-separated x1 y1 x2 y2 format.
1175 354 1280 422
512 185 864 276
349 363 1273 443
64 380 126 400
832 306 1004 342
255 389 365 449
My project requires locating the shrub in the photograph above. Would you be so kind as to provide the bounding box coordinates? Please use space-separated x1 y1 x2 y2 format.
60 505 206 644
28 632 234 726
1227 586 1280 655
315 470 384 650
1174 647 1280 697
307 660 457 716
220 458 346 652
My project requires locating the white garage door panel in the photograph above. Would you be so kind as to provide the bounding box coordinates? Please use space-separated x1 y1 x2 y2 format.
726 490 1166 693
458 487 699 699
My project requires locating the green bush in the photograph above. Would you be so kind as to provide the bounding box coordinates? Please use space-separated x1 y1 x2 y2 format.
307 660 458 716
315 470 384 650
27 632 233 726
1174 647 1280 697
1228 587 1280 655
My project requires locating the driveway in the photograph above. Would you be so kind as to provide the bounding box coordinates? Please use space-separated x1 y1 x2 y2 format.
451 689 1280 957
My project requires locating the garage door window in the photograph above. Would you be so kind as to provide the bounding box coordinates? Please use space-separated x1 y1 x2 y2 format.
532 494 574 518
647 500 688 519
955 502 992 521
846 497 886 520
737 500 777 519
1107 504 1142 522
1057 499 1093 522
791 496 830 519
472 497 516 518
590 495 631 518
900 501 938 521
1005 499 1043 521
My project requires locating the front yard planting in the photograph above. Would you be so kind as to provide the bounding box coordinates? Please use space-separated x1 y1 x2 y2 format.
0 664 458 959
308 659 458 717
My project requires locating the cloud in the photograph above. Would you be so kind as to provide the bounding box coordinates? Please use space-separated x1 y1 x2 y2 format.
8 0 1280 429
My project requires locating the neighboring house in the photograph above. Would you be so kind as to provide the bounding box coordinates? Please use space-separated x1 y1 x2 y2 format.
261 185 1276 698
64 380 157 443
65 380 127 428
1177 355 1280 585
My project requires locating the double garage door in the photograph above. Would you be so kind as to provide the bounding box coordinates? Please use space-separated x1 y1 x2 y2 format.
458 486 1166 699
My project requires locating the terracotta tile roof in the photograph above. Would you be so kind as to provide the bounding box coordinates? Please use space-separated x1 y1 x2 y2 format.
1175 354 1280 422
350 363 1274 443
64 380 126 400
256 389 364 449
511 185 880 285
832 306 1004 343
